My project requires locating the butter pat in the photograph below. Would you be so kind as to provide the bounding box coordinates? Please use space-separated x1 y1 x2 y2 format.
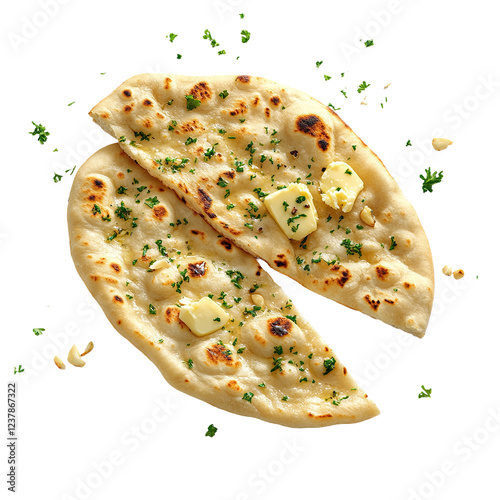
179 297 230 336
264 184 318 240
320 161 364 213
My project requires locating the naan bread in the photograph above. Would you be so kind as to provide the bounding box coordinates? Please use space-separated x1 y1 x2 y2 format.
90 74 434 337
67 144 379 427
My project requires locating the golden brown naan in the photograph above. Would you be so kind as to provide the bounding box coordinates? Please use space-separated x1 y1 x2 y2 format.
90 74 434 337
67 144 379 427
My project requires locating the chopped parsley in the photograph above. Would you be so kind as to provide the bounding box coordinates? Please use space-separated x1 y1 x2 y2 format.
285 315 297 324
134 131 152 141
316 61 323 68
323 356 336 375
185 358 193 370
253 187 268 198
115 201 132 221
242 392 254 402
241 30 251 43
389 236 397 251
226 269 245 289
406 140 412 147
29 122 50 144
271 357 284 373
185 137 197 145
149 304 157 315
324 75 331 81
168 33 178 43
219 90 229 99
145 196 160 208
185 94 201 110
202 29 219 48
420 167 444 193
53 173 62 183
340 238 362 257
33 328 45 336
418 385 432 398
204 143 218 160
364 39 374 47
205 424 218 437
155 239 167 256
357 81 371 93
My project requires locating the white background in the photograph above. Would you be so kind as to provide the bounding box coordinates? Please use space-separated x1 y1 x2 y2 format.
2 0 500 499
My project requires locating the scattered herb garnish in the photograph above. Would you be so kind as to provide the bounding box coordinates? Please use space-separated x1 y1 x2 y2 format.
340 238 363 257
357 81 371 93
242 392 254 402
33 328 45 336
418 385 432 398
205 424 218 437
323 357 336 375
389 236 397 251
241 30 251 43
420 167 443 193
29 122 50 144
185 94 201 110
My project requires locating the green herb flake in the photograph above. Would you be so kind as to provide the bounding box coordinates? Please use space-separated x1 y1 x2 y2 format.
420 167 444 193
340 238 363 257
185 94 201 111
144 196 160 208
205 424 218 437
202 29 219 48
29 122 50 144
241 30 251 43
323 356 336 375
357 81 371 93
33 328 45 336
389 236 397 251
219 90 229 99
418 385 432 398
168 33 178 43
242 392 254 402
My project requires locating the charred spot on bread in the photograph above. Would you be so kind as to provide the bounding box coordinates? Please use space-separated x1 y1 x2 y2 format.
187 261 207 278
268 317 293 337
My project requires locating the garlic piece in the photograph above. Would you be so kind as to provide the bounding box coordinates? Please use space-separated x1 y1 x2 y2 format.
81 341 94 356
54 356 66 370
251 294 265 307
442 265 452 276
67 345 86 367
360 206 376 227
150 260 169 270
432 138 453 151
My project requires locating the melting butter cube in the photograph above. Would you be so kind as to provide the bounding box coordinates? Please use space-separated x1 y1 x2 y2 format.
320 161 364 213
179 297 230 336
264 184 318 240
